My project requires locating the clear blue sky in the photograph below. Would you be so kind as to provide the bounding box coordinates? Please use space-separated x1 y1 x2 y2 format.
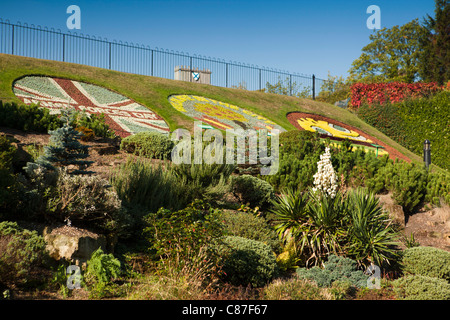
0 0 436 79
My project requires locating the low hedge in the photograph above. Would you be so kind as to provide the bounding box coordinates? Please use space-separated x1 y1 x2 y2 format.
392 275 450 300
401 246 450 281
120 131 174 160
215 236 279 287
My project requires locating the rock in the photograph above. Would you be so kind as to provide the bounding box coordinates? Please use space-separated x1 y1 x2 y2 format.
385 203 405 225
43 225 107 263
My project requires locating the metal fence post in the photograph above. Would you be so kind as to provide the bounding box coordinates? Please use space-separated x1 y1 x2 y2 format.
11 24 14 55
226 63 229 88
108 42 111 69
289 74 292 96
312 74 316 100
62 34 65 62
151 49 154 76
190 56 193 82
259 69 262 91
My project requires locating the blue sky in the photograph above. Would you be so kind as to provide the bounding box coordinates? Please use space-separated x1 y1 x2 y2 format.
0 0 436 79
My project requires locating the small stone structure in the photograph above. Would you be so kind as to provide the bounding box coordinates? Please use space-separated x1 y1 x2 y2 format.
174 66 211 85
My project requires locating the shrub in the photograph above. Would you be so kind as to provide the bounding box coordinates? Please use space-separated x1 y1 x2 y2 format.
75 126 95 142
110 159 191 214
120 131 174 159
221 210 281 253
263 130 324 192
0 221 47 286
357 91 449 170
392 275 450 300
37 109 94 175
345 188 400 267
0 101 61 132
84 248 123 298
401 246 450 281
215 236 279 287
230 174 275 208
367 161 428 213
47 169 126 234
425 171 450 206
144 201 225 284
0 135 18 217
350 82 442 109
72 111 116 139
263 277 325 300
169 162 234 203
296 254 369 288
85 248 121 285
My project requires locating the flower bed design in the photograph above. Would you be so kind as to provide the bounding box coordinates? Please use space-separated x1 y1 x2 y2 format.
12 76 170 137
168 94 285 133
287 112 410 161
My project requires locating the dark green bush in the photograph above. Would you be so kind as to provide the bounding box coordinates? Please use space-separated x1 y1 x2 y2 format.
72 111 116 139
0 101 61 132
144 200 225 281
0 221 47 286
215 235 279 287
120 131 174 159
0 135 19 217
263 131 324 192
392 275 450 300
296 254 369 288
367 161 428 213
221 210 281 253
401 246 450 281
425 170 450 206
230 174 275 208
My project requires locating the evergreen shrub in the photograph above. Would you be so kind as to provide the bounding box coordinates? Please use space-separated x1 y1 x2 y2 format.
392 275 450 300
401 246 450 281
230 174 275 208
120 131 174 159
215 236 279 287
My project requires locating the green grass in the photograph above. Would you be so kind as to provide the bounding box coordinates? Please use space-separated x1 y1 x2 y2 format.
0 53 422 164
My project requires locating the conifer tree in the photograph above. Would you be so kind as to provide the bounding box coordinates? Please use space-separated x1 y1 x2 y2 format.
38 108 94 175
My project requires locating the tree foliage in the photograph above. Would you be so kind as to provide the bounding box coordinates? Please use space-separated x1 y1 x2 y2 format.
349 19 426 83
419 0 450 84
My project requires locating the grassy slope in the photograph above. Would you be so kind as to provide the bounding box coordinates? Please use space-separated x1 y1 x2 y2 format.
0 53 422 163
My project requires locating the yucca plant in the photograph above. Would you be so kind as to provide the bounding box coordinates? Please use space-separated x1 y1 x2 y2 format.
345 188 400 268
305 191 347 266
271 188 348 267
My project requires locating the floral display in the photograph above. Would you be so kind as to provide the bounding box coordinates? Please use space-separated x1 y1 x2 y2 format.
287 112 394 158
12 76 170 137
312 147 338 199
168 94 286 132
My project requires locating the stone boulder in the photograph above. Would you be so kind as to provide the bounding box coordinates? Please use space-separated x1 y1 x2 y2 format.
43 225 107 263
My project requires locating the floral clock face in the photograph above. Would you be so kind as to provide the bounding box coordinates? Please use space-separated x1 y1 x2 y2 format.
168 94 285 132
287 112 390 156
296 117 373 142
12 76 170 137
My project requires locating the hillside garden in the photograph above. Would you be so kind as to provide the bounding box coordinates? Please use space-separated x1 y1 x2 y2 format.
0 80 449 300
